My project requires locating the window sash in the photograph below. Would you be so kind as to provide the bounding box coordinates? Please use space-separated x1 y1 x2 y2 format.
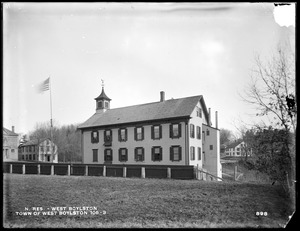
154 126 160 139
173 147 179 161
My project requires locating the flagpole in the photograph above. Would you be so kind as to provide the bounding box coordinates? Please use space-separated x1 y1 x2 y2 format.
49 76 54 163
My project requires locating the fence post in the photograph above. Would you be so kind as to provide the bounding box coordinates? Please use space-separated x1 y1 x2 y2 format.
141 167 145 178
10 164 13 174
85 165 88 176
123 167 127 178
51 165 54 175
103 166 106 177
167 167 171 179
37 164 40 175
234 165 237 181
22 164 25 174
68 165 71 176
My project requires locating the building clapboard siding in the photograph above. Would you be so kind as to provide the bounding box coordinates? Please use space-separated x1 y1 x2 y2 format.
78 87 222 179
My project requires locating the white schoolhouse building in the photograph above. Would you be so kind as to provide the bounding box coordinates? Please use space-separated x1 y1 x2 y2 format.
78 87 222 178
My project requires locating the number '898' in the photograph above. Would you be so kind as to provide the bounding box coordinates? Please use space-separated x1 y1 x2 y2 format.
256 212 268 216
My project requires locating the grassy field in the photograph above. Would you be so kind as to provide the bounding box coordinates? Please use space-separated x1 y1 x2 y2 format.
3 173 294 228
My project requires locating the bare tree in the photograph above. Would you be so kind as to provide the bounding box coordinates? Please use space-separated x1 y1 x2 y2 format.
242 45 296 132
241 45 296 195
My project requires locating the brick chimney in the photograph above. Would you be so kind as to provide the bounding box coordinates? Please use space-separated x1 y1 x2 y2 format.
12 126 15 133
160 91 165 102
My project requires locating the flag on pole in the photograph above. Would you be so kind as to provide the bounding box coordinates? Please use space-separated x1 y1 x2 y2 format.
37 77 50 93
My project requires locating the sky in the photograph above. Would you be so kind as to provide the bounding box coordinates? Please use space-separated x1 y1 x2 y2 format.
3 3 295 136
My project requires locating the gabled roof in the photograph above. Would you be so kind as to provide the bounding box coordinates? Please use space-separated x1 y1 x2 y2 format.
19 138 51 147
3 127 18 136
226 140 243 149
78 95 209 129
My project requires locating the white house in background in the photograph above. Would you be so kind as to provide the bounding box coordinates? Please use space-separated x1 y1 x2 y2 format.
78 86 222 179
3 126 19 161
225 140 252 157
18 138 58 163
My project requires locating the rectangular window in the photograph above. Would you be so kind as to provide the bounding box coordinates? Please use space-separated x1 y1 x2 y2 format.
104 149 113 162
118 128 127 142
152 146 162 161
236 152 240 156
206 130 210 136
135 127 144 141
152 125 162 140
104 130 112 142
11 149 15 153
198 147 201 160
93 149 98 162
26 155 28 160
170 146 182 161
196 126 201 139
210 145 213 150
190 146 195 160
98 101 103 109
199 108 202 118
135 147 144 162
47 146 50 152
105 101 109 108
190 124 195 138
22 155 24 160
170 123 181 138
119 148 128 162
29 154 32 160
236 148 240 151
91 130 99 143
33 154 36 161
40 146 44 152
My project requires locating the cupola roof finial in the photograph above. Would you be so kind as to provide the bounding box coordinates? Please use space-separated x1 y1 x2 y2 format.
95 78 111 101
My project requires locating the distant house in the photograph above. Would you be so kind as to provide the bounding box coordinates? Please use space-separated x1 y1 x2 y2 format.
225 140 252 157
18 138 58 163
78 87 222 179
3 126 19 161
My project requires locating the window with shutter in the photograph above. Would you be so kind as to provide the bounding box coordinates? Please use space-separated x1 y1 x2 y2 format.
152 146 162 161
190 124 195 138
152 125 161 140
170 123 181 139
119 148 127 162
91 131 99 143
198 147 201 160
170 146 182 161
119 128 127 142
104 130 112 146
135 147 144 162
104 149 113 161
190 146 195 160
197 126 201 139
135 127 144 141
